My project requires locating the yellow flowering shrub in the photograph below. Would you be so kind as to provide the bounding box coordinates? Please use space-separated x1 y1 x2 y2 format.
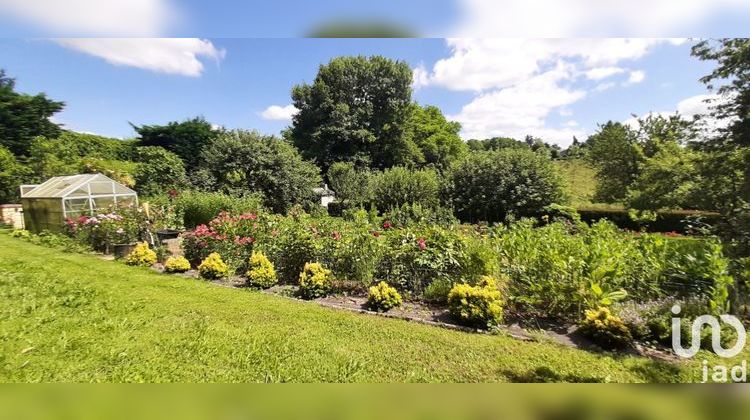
578 307 633 349
164 255 191 273
246 251 277 288
366 281 402 312
298 262 332 299
447 278 503 329
198 252 229 279
124 242 157 267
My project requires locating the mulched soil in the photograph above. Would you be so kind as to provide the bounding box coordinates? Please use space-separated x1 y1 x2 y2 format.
144 263 681 363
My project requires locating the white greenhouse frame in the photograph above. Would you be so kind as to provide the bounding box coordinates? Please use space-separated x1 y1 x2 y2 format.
20 174 138 232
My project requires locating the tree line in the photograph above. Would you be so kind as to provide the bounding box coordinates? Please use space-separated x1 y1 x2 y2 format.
1 42 749 258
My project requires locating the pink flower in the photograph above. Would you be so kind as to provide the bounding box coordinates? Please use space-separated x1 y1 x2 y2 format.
331 231 341 241
417 238 426 250
382 221 392 230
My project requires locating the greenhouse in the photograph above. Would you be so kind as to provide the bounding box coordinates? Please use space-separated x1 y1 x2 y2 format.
20 174 138 233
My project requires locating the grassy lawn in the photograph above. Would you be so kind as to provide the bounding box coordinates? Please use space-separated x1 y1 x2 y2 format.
0 233 696 382
555 159 598 206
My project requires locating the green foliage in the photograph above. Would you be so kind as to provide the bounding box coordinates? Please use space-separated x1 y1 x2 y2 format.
404 104 467 170
626 141 700 210
380 203 457 228
289 55 414 170
0 145 29 203
370 166 440 212
366 281 403 312
196 130 321 213
134 117 219 171
246 251 277 289
0 69 64 156
449 148 566 223
447 278 504 329
587 122 642 203
164 256 191 273
326 162 372 207
298 262 333 299
198 252 229 280
124 242 157 267
578 307 633 349
132 146 187 197
162 190 264 228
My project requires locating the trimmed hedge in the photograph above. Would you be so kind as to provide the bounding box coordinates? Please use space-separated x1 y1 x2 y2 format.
576 207 722 234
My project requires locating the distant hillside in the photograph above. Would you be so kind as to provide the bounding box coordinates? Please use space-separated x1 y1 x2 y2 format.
555 159 597 206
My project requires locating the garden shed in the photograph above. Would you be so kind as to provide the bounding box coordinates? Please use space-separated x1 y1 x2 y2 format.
20 174 138 233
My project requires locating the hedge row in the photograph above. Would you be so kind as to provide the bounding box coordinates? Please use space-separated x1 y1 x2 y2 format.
576 207 723 234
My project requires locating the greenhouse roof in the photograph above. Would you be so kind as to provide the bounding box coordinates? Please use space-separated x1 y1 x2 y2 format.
21 174 137 199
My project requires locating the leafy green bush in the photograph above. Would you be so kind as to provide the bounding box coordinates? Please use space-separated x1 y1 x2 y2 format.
132 146 187 197
370 167 440 212
447 278 503 329
164 256 191 273
246 251 277 288
449 148 566 223
124 242 157 267
198 252 229 280
298 262 332 299
578 307 633 349
423 278 453 304
170 190 264 228
366 281 402 312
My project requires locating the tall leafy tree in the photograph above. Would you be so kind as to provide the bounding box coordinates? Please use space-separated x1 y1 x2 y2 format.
404 104 467 170
692 39 750 258
197 130 322 213
0 69 64 157
133 117 219 171
586 121 642 203
0 145 30 204
288 56 415 171
132 146 187 197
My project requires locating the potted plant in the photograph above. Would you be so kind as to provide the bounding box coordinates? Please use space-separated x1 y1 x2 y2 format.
152 201 185 243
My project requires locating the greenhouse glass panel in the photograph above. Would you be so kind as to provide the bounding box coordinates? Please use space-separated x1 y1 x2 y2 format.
20 174 138 233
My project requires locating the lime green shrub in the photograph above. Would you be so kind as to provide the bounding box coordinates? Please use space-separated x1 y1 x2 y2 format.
10 230 30 238
298 262 332 299
366 281 402 312
246 251 277 288
164 255 191 273
124 242 157 267
198 252 229 279
578 307 633 349
447 277 503 328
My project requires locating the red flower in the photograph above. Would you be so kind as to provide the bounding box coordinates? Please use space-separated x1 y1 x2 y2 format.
239 213 258 221
167 189 179 199
371 230 380 237
234 236 254 246
417 238 427 250
382 221 392 230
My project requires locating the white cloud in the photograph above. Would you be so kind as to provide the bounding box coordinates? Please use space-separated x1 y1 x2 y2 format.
449 67 586 147
412 64 430 89
261 104 298 121
421 39 677 146
0 0 178 35
623 93 729 133
53 38 224 77
626 70 646 84
585 66 625 80
453 0 750 36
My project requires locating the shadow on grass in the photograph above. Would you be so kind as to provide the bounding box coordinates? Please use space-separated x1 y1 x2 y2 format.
502 366 605 383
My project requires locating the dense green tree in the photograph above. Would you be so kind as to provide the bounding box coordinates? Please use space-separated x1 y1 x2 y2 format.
626 141 700 210
448 148 566 223
132 146 187 197
197 130 322 213
404 104 467 170
692 39 750 258
288 56 414 171
0 70 64 156
0 145 30 204
466 137 528 152
370 166 441 212
326 162 372 207
133 117 219 171
586 122 642 203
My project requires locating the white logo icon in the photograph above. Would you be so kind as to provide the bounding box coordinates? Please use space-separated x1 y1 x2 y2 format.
671 304 746 358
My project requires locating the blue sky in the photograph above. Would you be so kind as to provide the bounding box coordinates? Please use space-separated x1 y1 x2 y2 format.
0 38 717 146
